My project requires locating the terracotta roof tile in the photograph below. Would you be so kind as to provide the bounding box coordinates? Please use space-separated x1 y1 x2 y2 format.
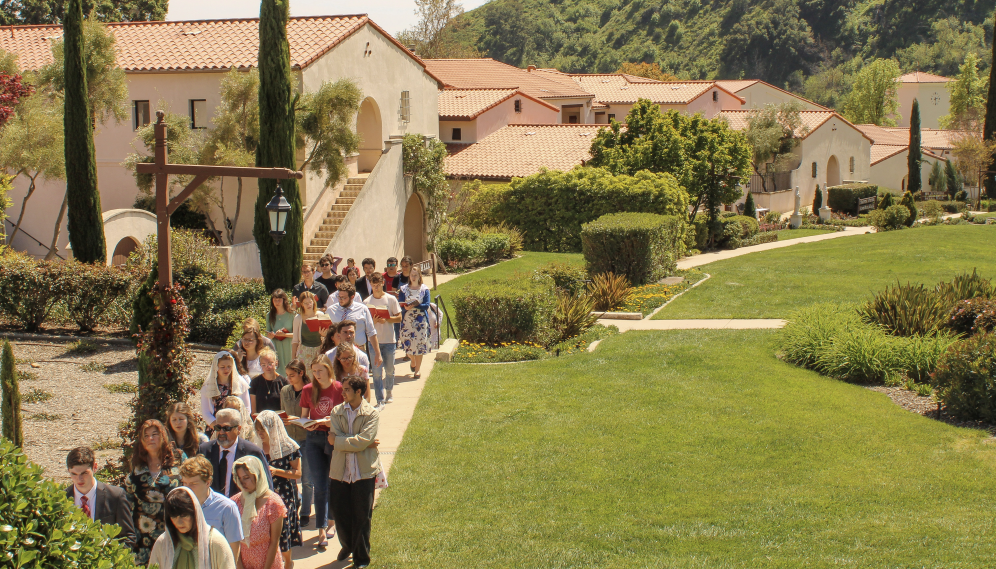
898 71 953 83
870 144 907 165
438 88 558 119
0 15 420 73
570 75 718 104
424 58 593 100
855 123 910 146
444 124 606 180
882 127 959 150
718 109 872 142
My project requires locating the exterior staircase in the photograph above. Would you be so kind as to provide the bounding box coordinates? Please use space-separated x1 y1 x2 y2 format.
303 173 368 264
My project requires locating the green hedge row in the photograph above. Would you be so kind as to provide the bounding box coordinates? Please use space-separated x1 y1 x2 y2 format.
581 212 685 286
497 166 689 252
827 183 879 216
451 275 557 346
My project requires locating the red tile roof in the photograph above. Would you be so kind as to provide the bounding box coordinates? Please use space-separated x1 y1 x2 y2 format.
0 15 435 75
855 124 910 146
718 109 873 142
898 71 953 83
714 79 828 110
570 75 732 105
438 88 559 120
881 127 959 150
444 124 607 180
424 58 593 100
870 144 944 165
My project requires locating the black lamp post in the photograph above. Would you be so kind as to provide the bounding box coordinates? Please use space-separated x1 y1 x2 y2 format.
266 182 292 244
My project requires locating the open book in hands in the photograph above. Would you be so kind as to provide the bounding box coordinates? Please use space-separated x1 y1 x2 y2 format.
288 416 320 429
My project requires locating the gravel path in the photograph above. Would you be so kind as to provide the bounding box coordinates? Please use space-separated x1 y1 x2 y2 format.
868 386 996 436
11 338 217 482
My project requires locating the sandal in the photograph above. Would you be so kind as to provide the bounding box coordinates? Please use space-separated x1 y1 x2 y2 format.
413 372 420 380
317 532 328 548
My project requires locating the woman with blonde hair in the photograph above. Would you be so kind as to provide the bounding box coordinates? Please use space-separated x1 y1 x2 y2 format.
332 342 371 404
292 291 325 366
265 290 295 372
299 354 344 548
232 456 286 569
200 351 251 432
254 411 303 568
399 266 432 379
148 486 235 569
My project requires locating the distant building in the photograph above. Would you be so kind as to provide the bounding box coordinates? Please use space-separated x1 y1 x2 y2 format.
714 80 827 111
894 72 953 129
857 124 952 194
438 88 560 145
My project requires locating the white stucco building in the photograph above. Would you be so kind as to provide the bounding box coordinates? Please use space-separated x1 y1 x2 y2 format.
715 80 827 111
1 15 441 270
438 88 560 144
894 72 953 129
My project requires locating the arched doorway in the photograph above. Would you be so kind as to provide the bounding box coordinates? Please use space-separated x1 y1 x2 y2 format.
356 97 382 173
111 236 139 266
826 155 841 187
404 193 425 262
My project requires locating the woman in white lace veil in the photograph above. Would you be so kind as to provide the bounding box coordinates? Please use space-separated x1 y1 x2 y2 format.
148 486 235 569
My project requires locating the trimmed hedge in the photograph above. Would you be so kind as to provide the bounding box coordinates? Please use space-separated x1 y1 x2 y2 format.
61 260 132 332
0 439 143 569
932 332 996 422
451 275 557 346
0 254 70 332
827 183 878 216
188 277 270 346
498 166 689 252
581 212 685 286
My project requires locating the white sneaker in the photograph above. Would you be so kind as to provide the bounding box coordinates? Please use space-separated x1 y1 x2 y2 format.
386 390 393 403
375 402 385 411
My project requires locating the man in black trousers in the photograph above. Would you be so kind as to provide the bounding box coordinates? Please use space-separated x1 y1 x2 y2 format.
198 408 273 497
65 447 136 549
329 375 382 568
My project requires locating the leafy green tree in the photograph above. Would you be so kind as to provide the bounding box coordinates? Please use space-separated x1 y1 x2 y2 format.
945 159 963 198
720 0 818 86
296 79 362 187
744 192 757 219
940 53 987 129
402 134 449 251
907 99 922 195
0 0 167 24
843 58 901 126
743 101 806 193
396 0 470 59
588 99 751 223
254 0 301 292
0 89 64 244
928 159 945 193
477 0 532 66
616 62 676 81
1 340 22 447
62 0 104 264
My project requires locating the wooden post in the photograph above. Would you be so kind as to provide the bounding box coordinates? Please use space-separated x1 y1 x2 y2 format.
430 252 437 290
154 113 172 293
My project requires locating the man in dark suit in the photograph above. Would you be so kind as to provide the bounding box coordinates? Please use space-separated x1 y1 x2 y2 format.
65 447 136 549
355 257 377 300
198 408 273 497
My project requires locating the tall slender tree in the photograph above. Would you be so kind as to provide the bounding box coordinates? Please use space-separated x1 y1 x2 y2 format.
63 0 105 263
0 340 22 447
907 99 922 195
985 9 996 198
253 0 300 291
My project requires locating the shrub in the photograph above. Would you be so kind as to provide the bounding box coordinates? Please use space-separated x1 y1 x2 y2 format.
588 272 632 311
537 262 588 297
781 303 858 369
947 298 996 336
877 192 895 210
552 292 598 342
955 189 969 201
743 192 756 218
0 253 70 332
126 228 225 279
741 232 779 247
858 282 950 336
60 260 132 332
477 232 511 263
932 333 996 422
451 275 557 346
686 218 709 250
868 204 910 231
899 191 917 227
920 199 944 222
0 440 143 569
436 238 482 267
499 167 689 252
439 223 481 241
826 183 878 216
1 340 22 447
762 210 782 224
936 269 993 303
936 200 967 214
724 215 759 238
188 278 269 346
812 186 823 212
478 223 523 255
461 182 510 228
582 212 685 285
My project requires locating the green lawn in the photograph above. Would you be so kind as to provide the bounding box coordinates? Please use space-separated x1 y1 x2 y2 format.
373 330 996 567
774 228 834 240
657 225 995 319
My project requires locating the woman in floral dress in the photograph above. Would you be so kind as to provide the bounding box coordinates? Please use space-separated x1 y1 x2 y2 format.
124 419 181 565
254 410 303 568
399 266 431 379
233 456 287 569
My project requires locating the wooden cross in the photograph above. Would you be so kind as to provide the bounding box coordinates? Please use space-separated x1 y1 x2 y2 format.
136 111 303 293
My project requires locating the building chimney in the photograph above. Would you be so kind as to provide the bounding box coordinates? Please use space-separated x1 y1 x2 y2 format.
527 65 536 72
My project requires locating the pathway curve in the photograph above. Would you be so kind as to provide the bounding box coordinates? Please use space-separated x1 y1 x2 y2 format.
605 318 787 331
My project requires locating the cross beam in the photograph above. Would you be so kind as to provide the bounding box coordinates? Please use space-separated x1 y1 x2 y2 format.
136 111 304 294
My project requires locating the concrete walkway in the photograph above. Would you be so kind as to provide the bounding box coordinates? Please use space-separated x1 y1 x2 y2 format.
604 318 787 331
677 226 871 269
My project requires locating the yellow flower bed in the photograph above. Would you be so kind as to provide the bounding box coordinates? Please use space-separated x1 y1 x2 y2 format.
620 283 684 315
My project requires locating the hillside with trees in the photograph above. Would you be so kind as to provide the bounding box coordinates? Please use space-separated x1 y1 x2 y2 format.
441 0 996 108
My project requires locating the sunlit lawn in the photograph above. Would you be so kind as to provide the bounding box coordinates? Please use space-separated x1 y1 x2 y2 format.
658 225 995 319
373 329 996 567
774 228 834 240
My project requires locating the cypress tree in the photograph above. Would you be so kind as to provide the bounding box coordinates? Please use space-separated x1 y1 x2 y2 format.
812 185 823 212
63 0 106 264
900 191 917 227
945 160 961 198
878 192 894 210
907 99 922 196
1 340 23 447
253 0 301 291
743 192 756 218
985 7 996 198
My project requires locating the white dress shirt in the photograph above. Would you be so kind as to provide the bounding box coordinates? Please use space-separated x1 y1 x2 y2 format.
74 483 98 520
219 437 240 496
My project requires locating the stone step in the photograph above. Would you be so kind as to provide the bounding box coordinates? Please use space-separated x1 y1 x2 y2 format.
305 246 326 254
310 238 331 247
346 177 368 184
331 204 352 212
313 231 337 239
325 211 347 220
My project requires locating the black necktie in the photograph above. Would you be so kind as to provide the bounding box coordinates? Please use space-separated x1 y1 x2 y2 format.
220 449 230 494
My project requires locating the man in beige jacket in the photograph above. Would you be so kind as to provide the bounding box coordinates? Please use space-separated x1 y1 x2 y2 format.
328 374 382 568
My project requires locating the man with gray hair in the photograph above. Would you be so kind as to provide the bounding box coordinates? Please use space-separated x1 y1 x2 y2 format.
197 408 273 497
